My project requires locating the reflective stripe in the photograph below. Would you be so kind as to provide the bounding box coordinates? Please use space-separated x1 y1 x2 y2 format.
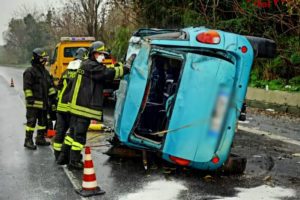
37 125 46 130
64 135 74 145
57 104 69 112
48 87 56 96
71 74 82 106
34 100 43 105
26 103 43 109
71 141 84 151
70 107 102 120
114 67 120 79
24 89 33 97
57 79 69 112
96 46 105 52
69 74 102 120
25 126 35 131
119 66 124 77
70 104 102 116
53 143 62 151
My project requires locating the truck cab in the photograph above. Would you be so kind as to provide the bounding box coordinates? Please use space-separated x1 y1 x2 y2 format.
50 37 95 84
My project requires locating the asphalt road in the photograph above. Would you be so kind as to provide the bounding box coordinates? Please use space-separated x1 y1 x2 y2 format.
0 65 299 200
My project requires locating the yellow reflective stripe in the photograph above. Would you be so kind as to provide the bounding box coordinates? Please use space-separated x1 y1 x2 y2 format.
27 104 43 109
71 141 84 151
71 74 82 106
36 125 46 130
57 79 68 107
70 107 102 120
57 104 69 112
70 104 102 116
25 126 35 131
114 67 120 79
48 87 56 96
64 135 74 145
53 143 62 151
119 66 124 77
24 89 33 97
96 46 105 52
34 101 43 105
69 74 102 119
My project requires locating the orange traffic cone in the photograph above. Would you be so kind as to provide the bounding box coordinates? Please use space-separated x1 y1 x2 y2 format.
10 78 14 87
75 147 105 197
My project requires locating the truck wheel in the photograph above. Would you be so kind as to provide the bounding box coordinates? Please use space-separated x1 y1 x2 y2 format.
221 153 247 175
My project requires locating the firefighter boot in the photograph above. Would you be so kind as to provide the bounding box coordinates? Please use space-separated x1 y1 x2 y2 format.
56 144 71 165
54 150 60 161
24 132 37 150
68 150 83 170
36 133 50 146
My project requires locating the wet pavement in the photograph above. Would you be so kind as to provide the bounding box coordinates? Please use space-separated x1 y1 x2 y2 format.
0 65 299 200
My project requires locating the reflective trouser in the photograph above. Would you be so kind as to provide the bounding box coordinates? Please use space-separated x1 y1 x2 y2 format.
70 116 90 161
25 108 47 137
53 112 74 152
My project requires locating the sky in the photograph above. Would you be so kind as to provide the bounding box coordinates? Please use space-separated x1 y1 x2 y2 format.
0 0 60 45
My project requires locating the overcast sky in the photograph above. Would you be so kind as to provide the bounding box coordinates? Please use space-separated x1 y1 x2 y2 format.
0 0 60 45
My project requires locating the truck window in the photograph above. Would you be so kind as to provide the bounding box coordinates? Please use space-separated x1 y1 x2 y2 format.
64 47 82 58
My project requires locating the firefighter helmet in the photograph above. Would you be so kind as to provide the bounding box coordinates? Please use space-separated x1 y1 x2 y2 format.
74 48 88 60
31 48 48 65
88 41 109 58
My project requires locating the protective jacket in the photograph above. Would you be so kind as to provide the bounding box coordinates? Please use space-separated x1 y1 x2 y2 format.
56 60 81 113
68 59 125 120
23 63 56 110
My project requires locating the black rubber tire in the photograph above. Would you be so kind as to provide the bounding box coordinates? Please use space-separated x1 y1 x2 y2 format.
245 36 276 58
221 153 247 175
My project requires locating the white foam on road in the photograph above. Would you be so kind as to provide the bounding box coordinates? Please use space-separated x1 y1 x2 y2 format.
221 185 296 200
119 180 187 200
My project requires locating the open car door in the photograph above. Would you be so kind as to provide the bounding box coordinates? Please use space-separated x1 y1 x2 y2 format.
114 43 151 143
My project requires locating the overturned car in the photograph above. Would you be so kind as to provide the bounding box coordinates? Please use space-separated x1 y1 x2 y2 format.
112 27 276 171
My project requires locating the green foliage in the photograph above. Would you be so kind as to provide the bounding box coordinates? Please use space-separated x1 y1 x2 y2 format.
291 53 300 65
2 13 53 64
110 27 132 61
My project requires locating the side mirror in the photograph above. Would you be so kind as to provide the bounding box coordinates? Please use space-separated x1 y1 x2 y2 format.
50 58 55 65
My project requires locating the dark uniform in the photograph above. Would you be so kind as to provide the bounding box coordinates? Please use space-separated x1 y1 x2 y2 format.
67 41 130 169
23 48 56 150
54 48 88 162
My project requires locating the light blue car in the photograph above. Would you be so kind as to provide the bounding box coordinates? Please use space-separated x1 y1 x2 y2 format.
113 27 276 170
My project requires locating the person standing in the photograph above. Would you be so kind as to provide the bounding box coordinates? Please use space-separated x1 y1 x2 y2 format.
23 48 56 150
54 48 88 162
66 41 130 169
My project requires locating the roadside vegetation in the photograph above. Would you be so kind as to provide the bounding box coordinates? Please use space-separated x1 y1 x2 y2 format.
0 0 299 91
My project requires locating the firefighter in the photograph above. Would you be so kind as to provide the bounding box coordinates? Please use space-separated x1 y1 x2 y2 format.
66 41 130 169
23 48 56 150
54 48 88 162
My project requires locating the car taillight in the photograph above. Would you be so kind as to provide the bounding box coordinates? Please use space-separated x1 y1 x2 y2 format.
196 30 221 44
169 155 190 166
211 156 220 164
241 46 248 53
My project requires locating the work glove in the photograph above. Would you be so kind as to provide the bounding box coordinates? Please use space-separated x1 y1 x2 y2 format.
126 54 137 67
123 66 130 75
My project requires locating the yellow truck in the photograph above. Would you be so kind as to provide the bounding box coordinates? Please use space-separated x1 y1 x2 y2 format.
50 37 95 84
